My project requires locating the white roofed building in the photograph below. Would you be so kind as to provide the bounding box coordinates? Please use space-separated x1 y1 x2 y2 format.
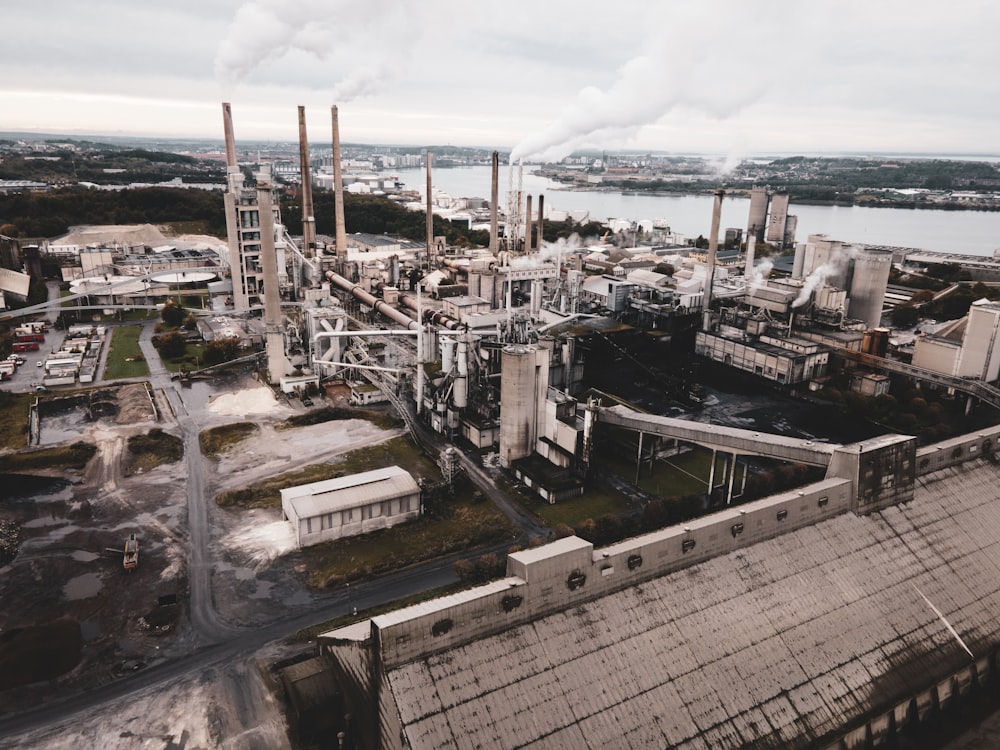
281 466 421 548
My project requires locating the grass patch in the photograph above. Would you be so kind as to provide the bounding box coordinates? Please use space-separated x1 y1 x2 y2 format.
159 342 207 373
0 391 33 450
302 479 516 588
126 428 183 475
103 325 150 380
216 434 515 586
200 422 260 458
0 441 96 472
278 405 403 431
215 436 431 509
525 481 631 529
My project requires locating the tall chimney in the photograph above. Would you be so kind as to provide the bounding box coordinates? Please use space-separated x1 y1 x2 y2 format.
489 151 499 255
297 106 316 259
256 166 287 383
221 103 246 311
425 151 434 264
744 237 757 280
222 102 237 169
703 189 725 331
536 194 545 250
331 105 348 261
524 195 533 253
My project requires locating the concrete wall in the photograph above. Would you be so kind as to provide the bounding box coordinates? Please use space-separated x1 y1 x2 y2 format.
369 478 851 670
912 335 959 374
916 424 1000 475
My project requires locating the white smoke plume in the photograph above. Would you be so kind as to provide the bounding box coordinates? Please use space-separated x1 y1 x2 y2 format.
746 258 773 297
510 233 591 270
791 242 860 308
509 3 776 162
215 0 417 101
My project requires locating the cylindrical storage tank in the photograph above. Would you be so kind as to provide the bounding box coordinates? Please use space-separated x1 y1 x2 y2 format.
441 337 455 372
454 376 468 409
499 345 539 468
848 248 892 328
530 279 543 318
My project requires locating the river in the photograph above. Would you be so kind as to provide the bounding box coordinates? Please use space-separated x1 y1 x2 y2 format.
392 166 1000 257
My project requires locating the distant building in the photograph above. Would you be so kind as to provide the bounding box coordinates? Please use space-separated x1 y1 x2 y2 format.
280 466 421 548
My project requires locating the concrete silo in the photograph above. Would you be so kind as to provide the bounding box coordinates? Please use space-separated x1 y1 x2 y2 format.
499 344 549 468
747 186 768 243
847 248 892 328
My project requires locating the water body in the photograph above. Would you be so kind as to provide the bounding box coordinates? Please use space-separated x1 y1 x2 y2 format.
393 166 1000 256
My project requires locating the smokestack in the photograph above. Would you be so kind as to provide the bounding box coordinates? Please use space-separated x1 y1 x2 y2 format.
297 106 316 259
489 151 499 255
536 194 544 250
222 102 237 169
744 237 757 280
703 189 725 330
331 105 348 261
524 195 533 253
425 151 433 264
256 166 287 383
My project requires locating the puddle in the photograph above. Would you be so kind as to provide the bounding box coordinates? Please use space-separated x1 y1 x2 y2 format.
71 550 100 562
79 618 102 642
250 580 274 599
64 572 102 600
0 474 70 502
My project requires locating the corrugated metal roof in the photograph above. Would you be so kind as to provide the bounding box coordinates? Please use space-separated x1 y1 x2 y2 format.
386 458 1000 749
281 465 419 519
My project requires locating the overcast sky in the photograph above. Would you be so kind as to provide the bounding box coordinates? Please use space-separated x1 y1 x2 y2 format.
4 0 998 159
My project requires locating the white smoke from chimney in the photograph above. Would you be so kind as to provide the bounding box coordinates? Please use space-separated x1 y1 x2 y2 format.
746 259 773 297
792 263 835 308
215 0 417 100
509 3 774 162
791 241 860 308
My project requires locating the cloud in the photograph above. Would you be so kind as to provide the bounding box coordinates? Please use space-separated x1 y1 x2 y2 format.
215 0 421 101
509 2 781 161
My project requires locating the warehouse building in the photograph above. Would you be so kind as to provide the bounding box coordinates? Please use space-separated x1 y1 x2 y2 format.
317 424 1000 748
281 466 421 548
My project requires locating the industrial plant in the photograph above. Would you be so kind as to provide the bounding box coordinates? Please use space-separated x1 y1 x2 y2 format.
201 103 1000 748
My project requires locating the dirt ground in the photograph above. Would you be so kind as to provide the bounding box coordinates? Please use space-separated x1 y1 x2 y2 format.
0 375 403 747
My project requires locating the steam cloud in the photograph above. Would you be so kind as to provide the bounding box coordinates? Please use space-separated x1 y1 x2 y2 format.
510 3 774 162
791 243 860 308
746 259 773 296
215 0 417 101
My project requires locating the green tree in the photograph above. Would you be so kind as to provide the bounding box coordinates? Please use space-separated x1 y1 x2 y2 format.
153 331 187 360
202 337 241 366
160 300 185 328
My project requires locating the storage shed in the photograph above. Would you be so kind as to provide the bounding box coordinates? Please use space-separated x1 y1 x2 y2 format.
281 466 421 548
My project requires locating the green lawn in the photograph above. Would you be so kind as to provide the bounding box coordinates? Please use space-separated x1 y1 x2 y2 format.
0 391 34 450
159 342 206 372
103 325 150 380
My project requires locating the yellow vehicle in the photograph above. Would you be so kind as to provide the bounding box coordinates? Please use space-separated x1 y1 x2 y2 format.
123 533 139 571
